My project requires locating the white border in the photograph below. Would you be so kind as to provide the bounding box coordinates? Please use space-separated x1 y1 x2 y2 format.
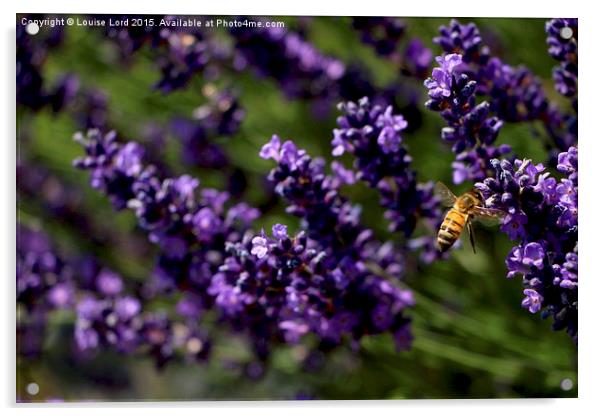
3 0 599 414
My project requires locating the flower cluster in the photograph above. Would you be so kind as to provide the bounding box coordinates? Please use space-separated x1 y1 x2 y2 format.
17 224 74 357
192 88 246 137
102 14 164 58
230 21 346 102
102 15 228 93
73 129 259 303
72 129 263 366
72 129 417 363
206 136 416 358
96 19 247 173
352 17 406 57
546 18 578 99
475 147 578 342
351 17 433 79
73 266 212 367
17 224 75 313
153 26 224 93
16 221 211 367
75 292 142 353
171 88 245 169
433 19 576 152
402 39 434 79
17 161 98 242
331 97 441 260
73 88 110 130
17 19 79 111
424 53 510 184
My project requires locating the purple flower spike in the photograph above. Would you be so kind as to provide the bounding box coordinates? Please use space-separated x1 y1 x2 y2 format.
230 20 345 103
477 147 578 342
432 19 575 157
546 19 578 98
424 51 510 185
332 98 441 251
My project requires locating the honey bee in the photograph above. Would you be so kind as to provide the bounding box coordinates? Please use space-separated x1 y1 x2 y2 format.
435 182 506 253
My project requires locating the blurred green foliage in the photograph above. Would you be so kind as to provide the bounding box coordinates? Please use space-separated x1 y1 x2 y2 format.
17 15 577 401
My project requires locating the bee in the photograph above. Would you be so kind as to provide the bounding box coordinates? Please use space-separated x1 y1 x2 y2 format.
435 182 506 253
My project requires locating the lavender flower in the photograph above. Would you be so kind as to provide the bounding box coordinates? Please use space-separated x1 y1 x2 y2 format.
351 18 433 79
433 20 482 62
546 19 578 98
96 269 124 296
332 98 441 256
424 54 463 99
192 88 246 137
73 88 110 130
230 21 345 102
48 74 80 113
522 289 543 314
17 224 75 356
352 17 406 57
73 129 263 362
73 130 143 209
401 38 433 79
475 147 578 341
424 53 510 184
216 136 416 354
433 19 576 152
17 224 75 312
170 88 245 169
17 224 211 368
103 14 164 58
102 15 226 93
171 118 229 169
75 295 141 353
17 17 74 111
154 31 211 93
209 135 417 359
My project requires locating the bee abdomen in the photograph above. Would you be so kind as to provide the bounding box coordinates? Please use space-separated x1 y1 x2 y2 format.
437 210 465 252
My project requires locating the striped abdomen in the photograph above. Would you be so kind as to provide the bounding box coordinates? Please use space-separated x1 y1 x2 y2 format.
437 208 467 252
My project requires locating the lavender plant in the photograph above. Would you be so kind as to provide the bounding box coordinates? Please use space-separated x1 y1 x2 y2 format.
352 17 406 58
17 15 578 399
433 19 576 153
73 130 259 303
102 15 228 93
230 20 345 102
545 18 578 100
171 87 245 169
17 224 75 315
331 97 441 260
72 129 415 363
424 53 510 185
351 17 433 79
475 146 578 341
17 20 79 111
251 136 415 351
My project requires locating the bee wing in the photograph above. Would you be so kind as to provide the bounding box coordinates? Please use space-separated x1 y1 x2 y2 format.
434 181 457 208
472 206 507 226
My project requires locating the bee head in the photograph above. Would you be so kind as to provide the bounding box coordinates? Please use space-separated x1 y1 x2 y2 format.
470 188 484 204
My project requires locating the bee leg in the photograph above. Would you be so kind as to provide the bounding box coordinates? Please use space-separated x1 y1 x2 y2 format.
467 220 477 254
